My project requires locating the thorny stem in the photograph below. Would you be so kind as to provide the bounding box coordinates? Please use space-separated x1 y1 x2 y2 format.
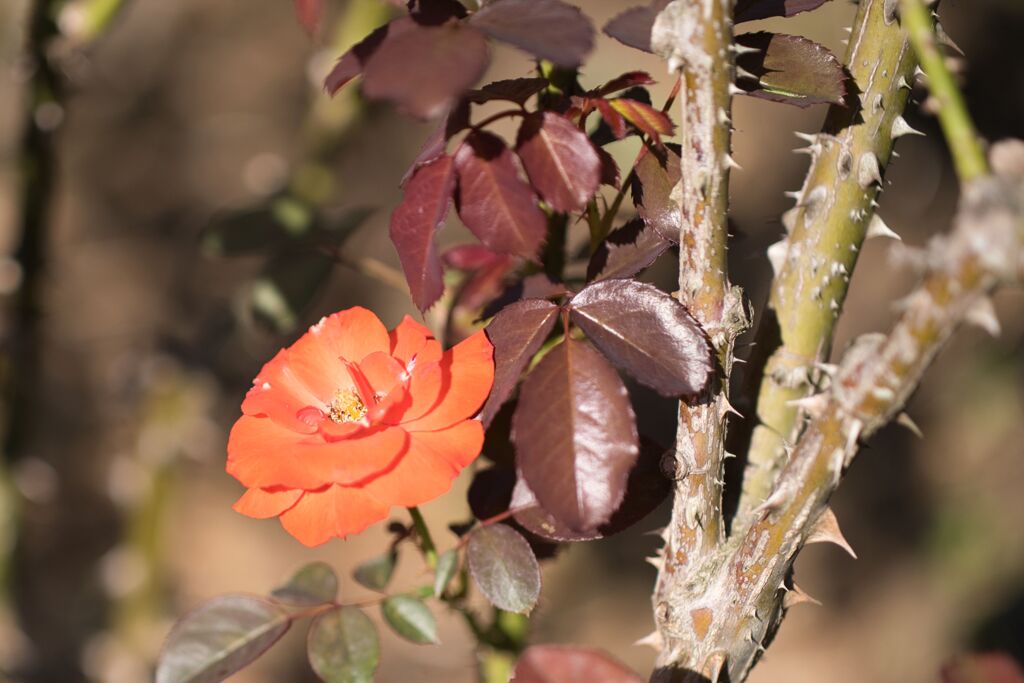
737 0 918 521
713 157 1022 682
648 0 747 678
900 0 989 182
407 506 438 569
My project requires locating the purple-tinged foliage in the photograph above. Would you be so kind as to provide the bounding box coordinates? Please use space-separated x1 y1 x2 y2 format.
568 280 712 397
512 339 639 531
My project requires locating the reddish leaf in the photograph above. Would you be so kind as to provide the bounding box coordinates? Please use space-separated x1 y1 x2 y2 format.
480 298 561 426
595 146 620 187
513 339 639 531
409 0 468 25
595 100 627 140
294 0 323 36
481 273 569 320
466 78 550 105
608 99 675 141
389 155 457 311
568 280 712 397
602 2 668 53
444 244 507 271
400 102 470 186
735 0 834 23
514 645 645 683
455 131 547 259
632 145 681 243
515 112 601 213
590 71 656 98
513 437 670 542
587 217 671 282
735 32 847 108
467 524 541 614
445 246 516 311
942 654 1024 683
362 18 490 119
469 0 594 68
324 23 392 95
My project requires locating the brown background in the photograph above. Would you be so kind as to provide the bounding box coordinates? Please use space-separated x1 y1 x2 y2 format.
0 0 1022 681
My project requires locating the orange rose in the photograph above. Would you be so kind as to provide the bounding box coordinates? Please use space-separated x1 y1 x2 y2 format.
227 307 494 546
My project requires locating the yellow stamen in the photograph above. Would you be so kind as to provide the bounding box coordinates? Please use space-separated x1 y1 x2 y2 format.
329 390 367 424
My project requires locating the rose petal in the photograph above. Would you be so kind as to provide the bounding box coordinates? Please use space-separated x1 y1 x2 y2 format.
232 487 303 519
287 307 391 402
278 485 391 546
227 417 409 489
357 352 407 394
241 350 322 433
400 330 494 431
364 420 484 506
389 315 435 366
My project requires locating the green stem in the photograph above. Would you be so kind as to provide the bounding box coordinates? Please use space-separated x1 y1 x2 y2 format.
901 0 989 182
407 506 437 569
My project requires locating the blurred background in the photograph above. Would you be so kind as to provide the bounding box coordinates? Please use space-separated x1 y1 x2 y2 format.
0 0 1022 681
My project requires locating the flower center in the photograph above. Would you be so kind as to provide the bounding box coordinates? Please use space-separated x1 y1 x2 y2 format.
329 389 367 424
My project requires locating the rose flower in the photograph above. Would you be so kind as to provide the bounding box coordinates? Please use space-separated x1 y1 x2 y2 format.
227 307 494 546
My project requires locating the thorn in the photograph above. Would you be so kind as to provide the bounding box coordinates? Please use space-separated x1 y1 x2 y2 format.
781 207 800 233
814 362 838 377
720 395 744 419
736 66 758 81
794 143 821 156
806 507 857 559
767 239 788 277
786 393 829 418
755 487 787 516
801 185 827 210
704 652 727 683
784 584 822 608
784 190 802 202
728 83 744 96
965 296 1001 336
646 555 663 569
896 75 912 90
858 152 882 188
891 115 925 139
935 23 965 56
794 131 818 144
866 214 901 240
896 412 924 439
634 631 663 652
732 42 760 55
723 153 742 170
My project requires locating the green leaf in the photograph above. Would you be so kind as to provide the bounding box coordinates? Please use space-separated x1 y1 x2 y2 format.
308 606 379 683
200 208 285 258
271 562 339 606
353 550 398 592
433 550 459 598
250 249 334 333
381 595 439 644
156 595 291 683
467 525 541 614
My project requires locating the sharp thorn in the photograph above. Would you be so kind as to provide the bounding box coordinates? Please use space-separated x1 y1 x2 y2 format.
896 412 924 439
891 115 925 139
806 507 857 559
866 214 901 240
965 296 1001 336
783 583 822 608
